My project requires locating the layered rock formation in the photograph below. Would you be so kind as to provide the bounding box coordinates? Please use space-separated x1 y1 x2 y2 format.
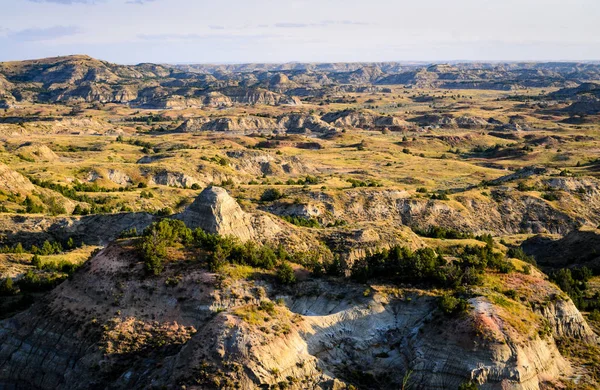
321 110 413 130
178 113 338 135
178 186 281 242
0 243 593 389
0 163 35 194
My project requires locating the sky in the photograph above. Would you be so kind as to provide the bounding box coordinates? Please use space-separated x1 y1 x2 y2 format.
0 0 598 64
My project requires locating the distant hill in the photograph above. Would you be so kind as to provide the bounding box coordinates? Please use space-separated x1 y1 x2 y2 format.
2 55 600 108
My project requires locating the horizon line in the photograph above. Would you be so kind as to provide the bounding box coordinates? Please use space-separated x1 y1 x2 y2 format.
2 54 600 66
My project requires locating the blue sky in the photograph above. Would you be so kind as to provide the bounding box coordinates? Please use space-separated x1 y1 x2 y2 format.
0 0 598 63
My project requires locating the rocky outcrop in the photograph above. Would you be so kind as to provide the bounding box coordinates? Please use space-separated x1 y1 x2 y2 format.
178 186 281 242
0 163 35 194
2 117 115 135
455 115 490 129
179 116 279 133
225 150 317 176
146 169 199 188
321 110 412 131
409 114 458 128
85 169 132 186
177 113 336 135
536 299 596 341
278 113 337 134
222 87 301 106
107 169 132 186
201 91 233 107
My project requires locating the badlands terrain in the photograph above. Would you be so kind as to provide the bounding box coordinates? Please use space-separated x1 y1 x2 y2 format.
0 56 600 389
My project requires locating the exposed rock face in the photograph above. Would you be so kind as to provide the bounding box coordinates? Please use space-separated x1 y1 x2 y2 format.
0 163 35 194
202 91 233 107
489 166 557 185
177 113 335 135
278 114 337 134
222 87 300 106
322 110 412 130
107 169 132 186
409 114 458 128
536 299 596 341
0 75 15 108
266 188 596 236
224 150 317 176
86 169 132 186
0 247 591 390
146 169 199 188
178 186 281 241
2 117 115 136
181 116 279 133
397 195 581 235
455 115 490 129
543 177 600 193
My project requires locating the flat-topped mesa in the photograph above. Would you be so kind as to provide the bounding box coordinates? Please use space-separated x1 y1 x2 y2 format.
178 186 280 242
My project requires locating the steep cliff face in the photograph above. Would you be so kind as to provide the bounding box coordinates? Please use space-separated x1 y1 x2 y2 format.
0 243 593 390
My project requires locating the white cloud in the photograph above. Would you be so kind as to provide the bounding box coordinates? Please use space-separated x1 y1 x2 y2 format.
9 26 82 42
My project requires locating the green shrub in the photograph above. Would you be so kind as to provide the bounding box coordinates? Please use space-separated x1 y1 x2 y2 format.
281 215 320 228
506 247 536 265
119 227 139 238
458 381 479 390
0 277 16 296
276 262 296 285
430 191 449 200
140 190 154 199
438 295 470 316
542 192 560 201
261 188 283 202
32 254 42 269
24 196 44 213
588 310 600 322
18 270 65 292
138 219 191 275
155 207 173 216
